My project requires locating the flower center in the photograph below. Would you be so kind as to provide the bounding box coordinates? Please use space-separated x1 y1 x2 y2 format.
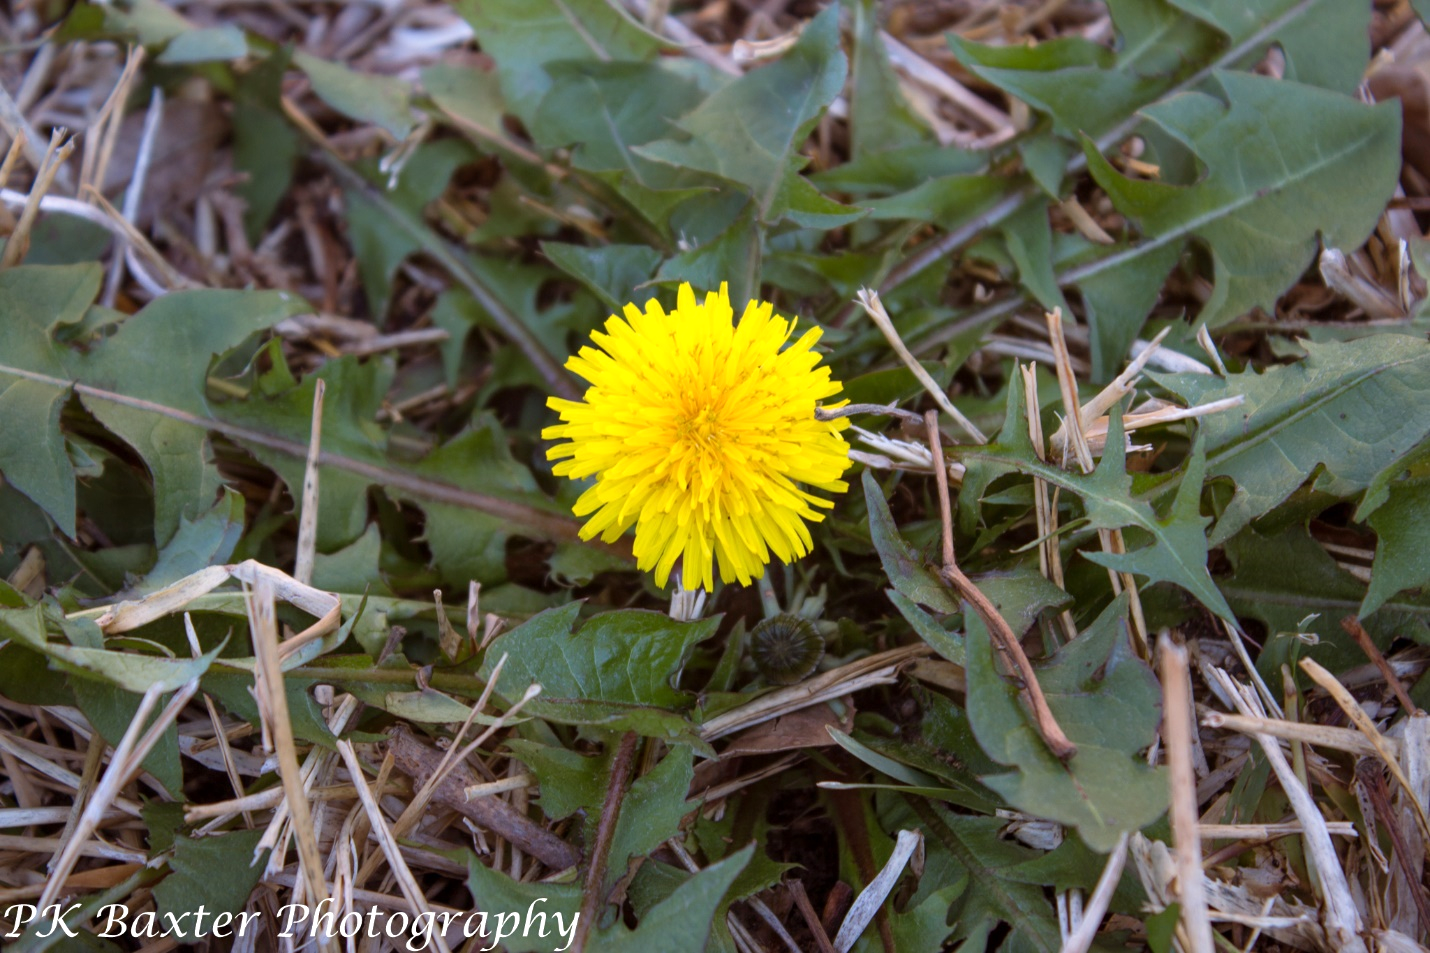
677 402 726 452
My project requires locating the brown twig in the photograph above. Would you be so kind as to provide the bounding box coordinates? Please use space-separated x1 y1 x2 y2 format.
1342 615 1420 716
1301 656 1430 844
385 724 579 871
571 731 639 953
788 880 837 953
923 410 1077 761
1356 758 1430 930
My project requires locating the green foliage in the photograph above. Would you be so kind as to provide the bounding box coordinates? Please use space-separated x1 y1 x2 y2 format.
1364 476 1430 616
6 3 1430 950
1160 336 1430 543
637 7 847 227
152 828 269 928
966 595 1168 850
1084 72 1399 333
956 379 1234 623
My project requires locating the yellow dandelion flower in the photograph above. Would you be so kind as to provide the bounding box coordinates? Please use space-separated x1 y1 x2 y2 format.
543 282 852 592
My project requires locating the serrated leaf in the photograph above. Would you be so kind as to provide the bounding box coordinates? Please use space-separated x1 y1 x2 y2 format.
956 394 1233 623
157 24 246 63
656 202 761 307
1084 434 1223 616
465 856 583 953
0 263 103 536
459 0 666 126
887 589 963 664
220 356 388 551
970 565 1073 632
482 604 718 710
1083 71 1400 331
950 34 1167 142
390 419 555 586
72 287 304 544
1000 198 1067 313
1158 336 1430 543
916 806 1063 952
543 242 663 312
1168 0 1370 93
127 489 244 595
72 677 182 794
635 6 846 225
294 51 415 139
465 842 750 953
0 603 224 693
1364 476 1430 617
863 173 1010 230
153 828 268 929
532 60 703 175
847 0 931 157
1219 524 1430 676
863 470 956 612
1079 240 1182 381
595 845 752 952
965 595 1168 850
341 140 474 319
233 49 300 241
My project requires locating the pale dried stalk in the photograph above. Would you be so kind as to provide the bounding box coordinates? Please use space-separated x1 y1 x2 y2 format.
0 834 146 863
1021 362 1076 642
336 739 454 953
849 426 967 482
1300 657 1430 844
247 577 338 953
1058 832 1128 953
81 184 191 291
79 46 145 194
1200 822 1358 839
1389 714 1430 934
623 0 741 75
1136 336 1214 375
102 86 164 308
699 645 928 741
833 829 922 952
2 131 73 268
0 84 45 172
1161 637 1215 953
251 694 358 860
87 559 343 660
1075 396 1245 455
185 780 409 822
384 653 509 848
1059 196 1115 244
463 773 535 800
1207 666 1365 950
39 677 199 912
1045 309 1148 652
294 379 326 585
1202 710 1385 758
187 613 252 825
0 729 142 815
0 806 127 826
855 288 987 442
0 132 27 195
1194 326 1230 375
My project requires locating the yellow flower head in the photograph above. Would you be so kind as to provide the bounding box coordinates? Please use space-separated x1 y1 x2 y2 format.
544 283 852 592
